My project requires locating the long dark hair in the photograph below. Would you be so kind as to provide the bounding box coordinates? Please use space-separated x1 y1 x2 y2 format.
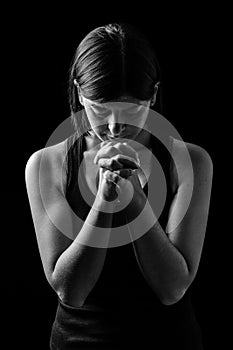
68 23 162 135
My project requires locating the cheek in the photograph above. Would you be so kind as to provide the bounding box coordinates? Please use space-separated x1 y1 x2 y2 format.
89 119 107 134
95 126 107 134
86 111 104 128
137 111 148 127
127 125 142 136
126 114 147 129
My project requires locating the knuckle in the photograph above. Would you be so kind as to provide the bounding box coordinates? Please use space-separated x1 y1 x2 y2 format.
112 172 119 181
98 158 108 167
103 170 111 178
113 142 123 150
115 154 123 161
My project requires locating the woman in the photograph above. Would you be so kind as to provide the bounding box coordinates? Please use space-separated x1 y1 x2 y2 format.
25 23 213 349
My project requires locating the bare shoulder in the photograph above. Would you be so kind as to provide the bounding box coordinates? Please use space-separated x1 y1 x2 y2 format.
186 141 213 167
25 140 68 193
166 139 213 284
171 138 213 183
26 140 67 166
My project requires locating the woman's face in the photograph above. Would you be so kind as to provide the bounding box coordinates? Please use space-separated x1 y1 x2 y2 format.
81 95 151 144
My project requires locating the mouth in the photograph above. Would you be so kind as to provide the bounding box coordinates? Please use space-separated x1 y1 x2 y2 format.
105 134 130 140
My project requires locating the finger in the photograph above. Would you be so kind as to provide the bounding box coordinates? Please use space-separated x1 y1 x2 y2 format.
98 157 124 171
100 140 114 148
114 154 140 169
94 145 122 165
102 139 140 164
99 155 139 170
103 170 120 184
113 142 139 163
114 168 134 179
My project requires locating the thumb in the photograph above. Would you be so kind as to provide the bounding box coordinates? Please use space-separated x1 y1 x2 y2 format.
114 168 134 179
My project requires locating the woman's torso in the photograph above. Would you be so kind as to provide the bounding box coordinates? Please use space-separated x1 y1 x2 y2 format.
49 131 203 349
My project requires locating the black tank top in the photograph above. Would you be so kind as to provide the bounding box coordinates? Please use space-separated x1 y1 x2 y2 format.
50 131 204 349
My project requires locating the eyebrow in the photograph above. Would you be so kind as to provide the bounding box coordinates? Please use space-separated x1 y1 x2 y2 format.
90 103 106 107
90 103 142 110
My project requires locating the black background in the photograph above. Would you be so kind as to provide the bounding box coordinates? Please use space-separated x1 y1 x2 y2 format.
5 3 226 349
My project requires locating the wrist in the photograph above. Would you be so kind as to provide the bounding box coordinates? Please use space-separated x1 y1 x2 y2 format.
125 190 147 221
94 191 117 212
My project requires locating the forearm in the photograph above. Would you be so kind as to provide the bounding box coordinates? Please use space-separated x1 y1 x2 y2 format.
126 195 190 305
52 196 115 307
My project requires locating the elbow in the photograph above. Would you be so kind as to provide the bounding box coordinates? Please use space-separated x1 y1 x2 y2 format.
49 276 67 303
160 290 186 306
49 270 86 308
53 284 85 308
51 277 85 308
158 269 193 306
159 286 188 306
47 271 67 302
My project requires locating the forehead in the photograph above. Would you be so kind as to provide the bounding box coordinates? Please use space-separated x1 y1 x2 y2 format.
82 96 149 108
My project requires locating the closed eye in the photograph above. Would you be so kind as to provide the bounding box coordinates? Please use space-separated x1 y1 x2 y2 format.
90 104 144 116
91 106 108 115
126 106 143 115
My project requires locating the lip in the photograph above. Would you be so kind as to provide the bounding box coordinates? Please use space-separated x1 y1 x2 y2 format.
105 134 129 140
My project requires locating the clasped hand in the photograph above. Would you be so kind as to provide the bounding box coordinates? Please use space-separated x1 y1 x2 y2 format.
94 140 144 207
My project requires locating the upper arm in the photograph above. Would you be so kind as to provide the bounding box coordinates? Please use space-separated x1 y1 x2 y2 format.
25 149 78 287
166 142 213 282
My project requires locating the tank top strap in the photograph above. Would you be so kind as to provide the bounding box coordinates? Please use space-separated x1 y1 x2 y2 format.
146 133 175 230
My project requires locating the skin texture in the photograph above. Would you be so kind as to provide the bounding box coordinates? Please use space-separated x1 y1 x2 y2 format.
94 140 140 202
79 93 158 206
80 94 153 145
25 93 213 307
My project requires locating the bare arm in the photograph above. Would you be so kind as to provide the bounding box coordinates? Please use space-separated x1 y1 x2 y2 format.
25 149 115 307
51 196 114 307
125 143 213 305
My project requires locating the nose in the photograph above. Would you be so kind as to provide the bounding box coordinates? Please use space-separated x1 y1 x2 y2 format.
108 114 126 137
108 123 126 137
